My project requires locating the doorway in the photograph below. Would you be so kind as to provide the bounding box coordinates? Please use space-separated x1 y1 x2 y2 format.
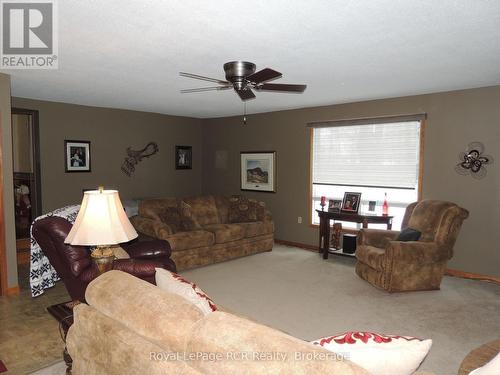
11 108 41 289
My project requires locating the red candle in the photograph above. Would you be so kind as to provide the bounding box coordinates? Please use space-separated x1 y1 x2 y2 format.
321 196 326 205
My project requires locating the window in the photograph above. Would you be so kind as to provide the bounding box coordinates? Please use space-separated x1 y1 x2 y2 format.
309 115 425 230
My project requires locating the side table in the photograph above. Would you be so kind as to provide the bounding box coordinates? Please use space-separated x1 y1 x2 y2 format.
47 301 76 375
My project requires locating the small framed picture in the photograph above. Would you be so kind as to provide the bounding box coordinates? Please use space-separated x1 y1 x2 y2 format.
341 192 361 214
328 199 342 212
175 146 192 170
65 140 91 173
368 200 377 212
240 151 276 193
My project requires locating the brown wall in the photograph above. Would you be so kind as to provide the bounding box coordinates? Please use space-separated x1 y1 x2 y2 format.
0 74 17 288
12 98 203 213
202 86 500 277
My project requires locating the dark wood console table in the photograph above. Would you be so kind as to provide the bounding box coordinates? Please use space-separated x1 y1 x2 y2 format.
317 210 393 259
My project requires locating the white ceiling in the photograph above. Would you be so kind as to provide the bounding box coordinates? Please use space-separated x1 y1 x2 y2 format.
3 0 500 118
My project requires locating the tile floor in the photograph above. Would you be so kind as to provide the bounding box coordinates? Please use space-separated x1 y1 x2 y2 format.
0 266 69 374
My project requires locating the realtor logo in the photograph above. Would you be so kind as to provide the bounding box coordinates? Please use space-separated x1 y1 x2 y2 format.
1 0 58 69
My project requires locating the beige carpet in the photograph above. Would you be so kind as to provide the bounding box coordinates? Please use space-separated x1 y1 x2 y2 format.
181 245 500 375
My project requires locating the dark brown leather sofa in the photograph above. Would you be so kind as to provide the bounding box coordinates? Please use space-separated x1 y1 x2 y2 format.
32 216 177 302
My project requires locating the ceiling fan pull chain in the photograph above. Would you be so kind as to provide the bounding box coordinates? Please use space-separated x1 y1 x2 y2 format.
243 102 247 125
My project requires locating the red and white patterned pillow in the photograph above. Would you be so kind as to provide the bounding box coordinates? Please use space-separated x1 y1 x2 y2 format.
155 268 217 315
311 331 432 375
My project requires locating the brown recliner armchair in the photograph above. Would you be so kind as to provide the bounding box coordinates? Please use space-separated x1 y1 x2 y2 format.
355 200 469 292
32 216 177 302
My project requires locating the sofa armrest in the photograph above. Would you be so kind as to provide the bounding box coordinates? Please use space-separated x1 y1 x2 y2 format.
112 259 163 278
130 216 173 239
122 239 172 259
358 228 400 248
386 241 449 264
263 209 273 222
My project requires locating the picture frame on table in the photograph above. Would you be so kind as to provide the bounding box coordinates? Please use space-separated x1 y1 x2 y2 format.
65 140 91 173
341 192 361 214
175 145 192 170
240 151 276 193
328 199 342 212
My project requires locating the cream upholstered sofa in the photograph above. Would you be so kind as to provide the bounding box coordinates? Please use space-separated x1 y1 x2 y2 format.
67 271 369 375
130 195 274 271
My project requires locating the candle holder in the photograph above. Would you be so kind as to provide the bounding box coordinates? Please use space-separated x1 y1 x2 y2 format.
320 196 327 211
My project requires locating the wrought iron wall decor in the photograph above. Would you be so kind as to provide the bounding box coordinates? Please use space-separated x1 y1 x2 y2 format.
455 142 493 179
121 142 159 176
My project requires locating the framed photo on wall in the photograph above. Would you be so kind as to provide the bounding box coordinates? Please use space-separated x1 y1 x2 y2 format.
175 145 192 169
240 151 276 193
341 192 361 214
65 140 91 173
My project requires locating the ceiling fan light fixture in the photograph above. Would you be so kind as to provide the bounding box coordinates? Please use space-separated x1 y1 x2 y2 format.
180 61 306 101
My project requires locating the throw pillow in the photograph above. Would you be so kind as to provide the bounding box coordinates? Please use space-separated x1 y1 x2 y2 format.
311 331 432 375
228 196 265 223
178 201 201 231
158 205 200 233
396 227 422 242
470 352 500 375
155 268 217 315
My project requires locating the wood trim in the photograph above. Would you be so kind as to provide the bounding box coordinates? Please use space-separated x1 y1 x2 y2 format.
417 119 426 200
445 269 500 285
276 239 500 285
307 113 427 128
6 285 19 296
308 127 314 225
275 239 318 252
0 114 7 296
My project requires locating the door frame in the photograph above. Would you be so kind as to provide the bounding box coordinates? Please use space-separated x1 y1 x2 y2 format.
0 114 7 295
12 107 42 218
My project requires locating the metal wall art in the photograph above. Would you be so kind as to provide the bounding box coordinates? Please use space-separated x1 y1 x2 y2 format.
121 142 159 177
455 142 493 179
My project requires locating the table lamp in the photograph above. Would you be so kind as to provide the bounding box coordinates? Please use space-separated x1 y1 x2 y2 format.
65 188 138 274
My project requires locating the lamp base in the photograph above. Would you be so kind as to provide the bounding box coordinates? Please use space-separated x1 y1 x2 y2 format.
91 246 114 274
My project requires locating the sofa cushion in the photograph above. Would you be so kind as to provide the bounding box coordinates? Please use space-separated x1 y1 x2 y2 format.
138 198 178 221
356 245 386 271
182 196 220 226
185 312 369 374
237 221 274 238
228 196 265 223
165 230 215 251
202 224 246 244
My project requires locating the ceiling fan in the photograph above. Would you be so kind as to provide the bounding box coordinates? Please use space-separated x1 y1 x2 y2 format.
180 61 307 101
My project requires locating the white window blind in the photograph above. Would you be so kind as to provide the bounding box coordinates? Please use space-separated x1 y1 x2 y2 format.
312 121 421 189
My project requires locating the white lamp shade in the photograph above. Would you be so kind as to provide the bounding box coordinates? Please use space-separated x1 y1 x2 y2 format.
65 190 138 246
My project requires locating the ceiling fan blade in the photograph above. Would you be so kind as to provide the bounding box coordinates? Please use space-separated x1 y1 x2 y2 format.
235 88 256 101
179 72 230 85
181 86 232 93
257 83 307 92
246 68 282 84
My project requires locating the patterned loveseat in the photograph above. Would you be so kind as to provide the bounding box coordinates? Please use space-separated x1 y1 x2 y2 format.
130 195 274 271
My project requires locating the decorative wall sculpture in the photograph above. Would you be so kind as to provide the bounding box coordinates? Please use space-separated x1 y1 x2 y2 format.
121 142 159 177
455 142 493 179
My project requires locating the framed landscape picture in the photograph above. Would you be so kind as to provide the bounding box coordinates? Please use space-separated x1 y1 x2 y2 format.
341 192 361 214
240 151 276 192
175 145 192 169
65 140 91 173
